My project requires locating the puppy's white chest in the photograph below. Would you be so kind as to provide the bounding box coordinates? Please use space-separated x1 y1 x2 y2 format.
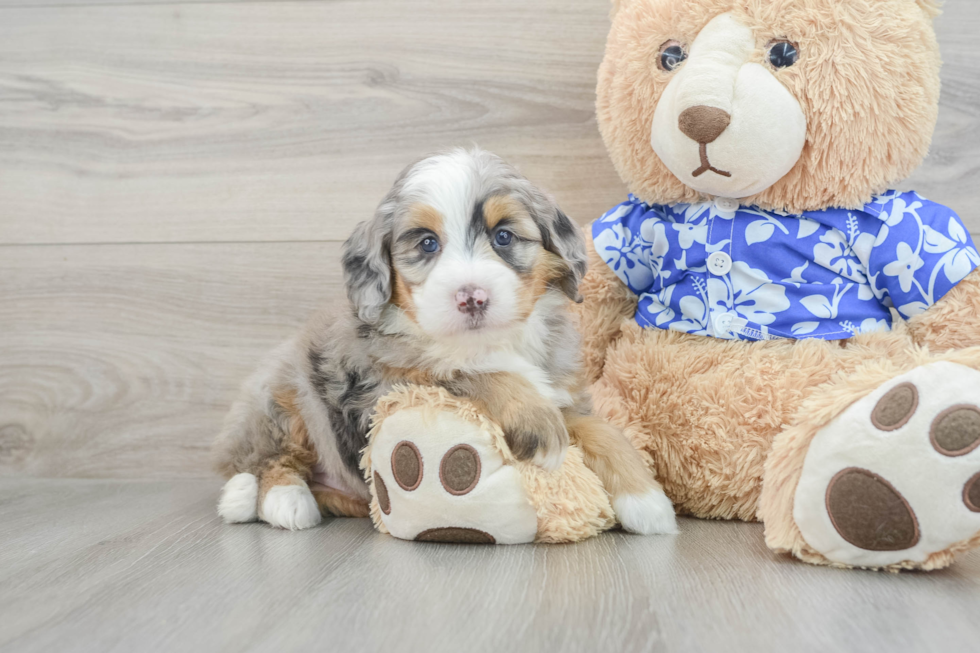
469 351 572 408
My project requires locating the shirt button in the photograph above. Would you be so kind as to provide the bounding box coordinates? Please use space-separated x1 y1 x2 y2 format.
714 312 736 335
707 251 733 276
715 197 740 212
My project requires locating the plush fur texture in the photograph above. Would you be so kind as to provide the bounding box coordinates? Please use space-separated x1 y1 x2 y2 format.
580 266 923 521
760 345 980 571
213 148 673 535
581 0 980 570
363 385 617 543
580 251 980 568
598 0 942 213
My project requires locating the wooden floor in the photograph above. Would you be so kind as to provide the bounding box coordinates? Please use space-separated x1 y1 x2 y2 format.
1 477 978 653
2 0 980 651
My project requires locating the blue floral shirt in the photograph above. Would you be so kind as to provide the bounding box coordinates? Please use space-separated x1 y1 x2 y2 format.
593 191 979 341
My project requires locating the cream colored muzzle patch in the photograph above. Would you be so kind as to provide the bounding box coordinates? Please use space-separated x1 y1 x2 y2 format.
651 12 806 199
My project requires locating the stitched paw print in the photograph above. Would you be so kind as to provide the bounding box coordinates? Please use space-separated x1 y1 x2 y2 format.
368 407 538 544
794 361 980 567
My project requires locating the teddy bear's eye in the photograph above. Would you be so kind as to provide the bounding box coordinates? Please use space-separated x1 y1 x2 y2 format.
658 40 687 72
768 40 799 68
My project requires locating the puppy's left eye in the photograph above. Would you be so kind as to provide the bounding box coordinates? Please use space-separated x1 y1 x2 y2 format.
420 237 440 253
494 230 513 247
768 40 799 68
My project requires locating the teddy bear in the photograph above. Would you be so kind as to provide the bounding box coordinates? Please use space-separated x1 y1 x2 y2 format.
364 0 980 570
362 384 616 544
571 0 980 570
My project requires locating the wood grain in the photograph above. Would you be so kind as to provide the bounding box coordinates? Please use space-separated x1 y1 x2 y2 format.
0 0 977 483
0 477 978 653
904 2 980 221
0 0 625 245
0 1 977 246
0 242 342 478
1 3 979 651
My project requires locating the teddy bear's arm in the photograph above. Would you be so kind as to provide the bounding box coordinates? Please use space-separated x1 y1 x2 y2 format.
906 268 980 350
571 227 638 383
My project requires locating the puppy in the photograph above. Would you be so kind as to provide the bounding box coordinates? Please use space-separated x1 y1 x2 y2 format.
212 148 677 535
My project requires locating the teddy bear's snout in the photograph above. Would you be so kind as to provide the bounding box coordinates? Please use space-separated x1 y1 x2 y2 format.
678 105 731 144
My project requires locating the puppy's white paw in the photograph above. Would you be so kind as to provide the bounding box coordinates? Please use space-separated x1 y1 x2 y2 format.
218 473 259 524
614 488 679 535
533 444 568 472
261 484 321 531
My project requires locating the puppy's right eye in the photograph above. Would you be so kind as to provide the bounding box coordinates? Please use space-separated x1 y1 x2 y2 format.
420 237 440 254
658 40 687 72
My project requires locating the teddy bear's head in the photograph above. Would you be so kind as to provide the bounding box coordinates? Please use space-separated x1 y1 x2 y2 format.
597 0 942 213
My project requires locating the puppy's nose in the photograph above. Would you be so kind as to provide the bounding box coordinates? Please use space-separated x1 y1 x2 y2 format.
678 105 731 144
456 285 489 314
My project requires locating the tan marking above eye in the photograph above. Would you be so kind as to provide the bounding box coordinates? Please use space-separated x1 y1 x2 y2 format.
482 195 538 239
406 203 444 237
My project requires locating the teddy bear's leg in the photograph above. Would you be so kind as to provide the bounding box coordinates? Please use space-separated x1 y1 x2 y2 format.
907 268 980 350
366 403 539 544
571 228 638 383
567 414 677 534
761 350 980 570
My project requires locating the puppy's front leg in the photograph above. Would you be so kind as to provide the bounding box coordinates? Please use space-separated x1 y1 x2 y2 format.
566 415 678 535
442 372 569 470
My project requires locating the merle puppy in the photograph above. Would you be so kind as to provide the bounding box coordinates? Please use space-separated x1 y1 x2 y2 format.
212 149 677 535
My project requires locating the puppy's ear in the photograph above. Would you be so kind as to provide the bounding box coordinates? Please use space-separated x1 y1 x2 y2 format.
342 203 394 324
526 191 588 303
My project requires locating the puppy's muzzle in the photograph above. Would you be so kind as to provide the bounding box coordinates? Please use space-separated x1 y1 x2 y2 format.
456 285 489 315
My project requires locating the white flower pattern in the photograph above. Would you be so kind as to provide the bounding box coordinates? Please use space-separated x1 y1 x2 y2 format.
594 192 978 341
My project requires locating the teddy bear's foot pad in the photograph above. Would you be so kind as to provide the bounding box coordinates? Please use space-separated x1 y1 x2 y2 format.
369 407 539 544
415 527 496 544
794 361 980 567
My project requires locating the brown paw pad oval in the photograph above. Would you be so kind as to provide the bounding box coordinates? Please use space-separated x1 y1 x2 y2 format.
826 467 920 551
391 441 422 491
964 472 980 513
930 405 980 457
374 471 391 515
415 527 496 544
440 444 481 496
871 383 918 431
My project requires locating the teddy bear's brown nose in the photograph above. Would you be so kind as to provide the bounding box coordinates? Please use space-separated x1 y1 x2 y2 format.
678 105 731 144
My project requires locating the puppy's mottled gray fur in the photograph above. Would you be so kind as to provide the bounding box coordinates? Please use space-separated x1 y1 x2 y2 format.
212 148 676 534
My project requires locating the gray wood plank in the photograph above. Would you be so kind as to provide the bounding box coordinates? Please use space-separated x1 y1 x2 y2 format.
0 0 625 245
0 1 308 7
0 242 342 479
0 1 977 246
0 477 978 653
0 0 978 482
904 1 980 228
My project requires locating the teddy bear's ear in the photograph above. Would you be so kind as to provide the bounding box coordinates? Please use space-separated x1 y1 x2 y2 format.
610 0 630 18
913 0 941 18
